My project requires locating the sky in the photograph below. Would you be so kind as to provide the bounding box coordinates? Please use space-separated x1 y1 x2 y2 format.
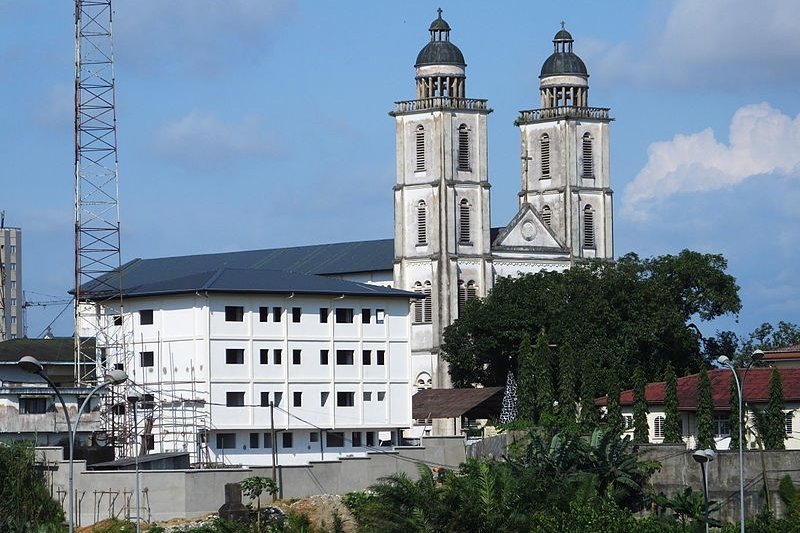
1 0 799 343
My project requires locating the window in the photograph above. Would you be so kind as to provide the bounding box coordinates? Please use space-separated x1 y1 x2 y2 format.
292 349 301 365
377 350 385 365
582 132 593 178
225 306 244 322
260 349 269 365
458 280 466 317
376 309 385 324
377 392 386 402
623 415 634 430
273 349 282 365
583 205 595 248
714 414 730 437
321 391 330 406
226 392 245 407
327 431 345 448
366 431 375 447
415 125 425 171
320 349 329 365
362 308 371 324
274 392 283 407
293 392 302 407
10 316 15 325
140 351 154 367
423 281 432 323
145 435 155 451
335 308 354 323
141 393 155 410
10 298 16 306
114 363 124 371
417 201 427 245
541 205 552 227
413 282 424 324
785 412 793 435
272 306 282 322
19 397 48 414
540 134 550 178
336 350 354 365
319 307 328 323
459 199 471 243
364 391 372 401
260 392 270 407
226 348 244 364
362 350 371 365
250 432 259 449
113 315 122 326
337 392 355 407
263 433 272 448
653 416 665 439
352 431 363 447
216 433 236 449
458 124 470 171
282 432 293 448
310 432 319 443
9 245 16 254
9 281 15 289
139 309 154 325
292 307 301 323
259 307 269 322
8 263 14 271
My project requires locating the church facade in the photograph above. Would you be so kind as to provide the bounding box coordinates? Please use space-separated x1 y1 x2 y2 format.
392 13 614 390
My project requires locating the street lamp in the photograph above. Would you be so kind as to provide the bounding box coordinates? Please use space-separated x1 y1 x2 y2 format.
692 448 717 533
718 355 745 533
18 355 127 533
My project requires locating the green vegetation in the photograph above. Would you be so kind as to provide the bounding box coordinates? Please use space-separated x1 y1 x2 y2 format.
695 364 714 449
632 365 649 443
663 362 682 444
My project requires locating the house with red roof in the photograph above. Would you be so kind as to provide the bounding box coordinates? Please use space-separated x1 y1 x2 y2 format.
599 368 800 449
762 344 800 368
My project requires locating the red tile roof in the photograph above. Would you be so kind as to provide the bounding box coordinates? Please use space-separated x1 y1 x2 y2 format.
597 368 800 410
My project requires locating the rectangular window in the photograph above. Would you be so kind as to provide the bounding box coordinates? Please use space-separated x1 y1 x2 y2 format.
377 392 386 402
310 432 319 443
226 348 244 364
9 245 16 254
139 309 154 325
319 307 328 323
226 392 245 407
216 433 236 449
786 412 793 435
653 416 665 439
337 391 355 407
320 349 329 365
293 392 302 407
263 433 272 448
377 350 385 366
362 350 371 365
272 306 282 322
250 432 259 449
145 435 155 451
10 281 16 289
282 432 293 448
376 309 385 324
362 308 371 324
366 431 375 447
352 432 362 447
259 307 269 322
327 431 345 448
10 316 15 325
336 350 354 365
273 349 282 365
113 315 122 326
292 307 302 323
261 392 270 407
10 298 16 307
335 308 354 323
225 306 244 322
260 349 269 365
364 391 372 401
140 351 154 367
292 349 302 365
114 363 124 371
9 263 15 271
713 414 730 437
274 392 283 407
19 397 48 414
321 391 330 406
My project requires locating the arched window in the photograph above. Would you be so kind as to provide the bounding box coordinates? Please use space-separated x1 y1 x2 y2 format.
653 416 665 439
417 200 427 245
423 281 432 323
458 198 470 243
541 205 552 227
415 372 433 390
415 125 425 172
413 282 424 324
458 124 470 171
540 134 550 178
457 280 466 317
466 280 477 301
583 205 595 249
582 132 593 178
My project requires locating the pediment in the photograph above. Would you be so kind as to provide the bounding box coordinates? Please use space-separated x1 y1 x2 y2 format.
492 203 566 251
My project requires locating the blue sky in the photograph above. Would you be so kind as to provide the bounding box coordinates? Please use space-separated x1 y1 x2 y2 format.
2 0 799 342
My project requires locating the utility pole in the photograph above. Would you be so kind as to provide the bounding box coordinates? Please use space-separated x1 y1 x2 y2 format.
270 401 277 500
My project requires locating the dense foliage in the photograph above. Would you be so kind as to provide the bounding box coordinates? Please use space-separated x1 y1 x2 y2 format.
632 365 650 443
442 251 741 390
695 365 715 449
662 362 682 444
754 368 787 450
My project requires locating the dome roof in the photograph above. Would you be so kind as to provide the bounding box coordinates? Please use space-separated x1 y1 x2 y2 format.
429 15 451 32
553 28 573 42
416 41 465 67
540 52 587 76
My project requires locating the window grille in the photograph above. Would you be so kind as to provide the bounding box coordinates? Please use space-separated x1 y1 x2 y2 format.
541 205 552 227
415 125 425 171
653 416 665 438
423 281 432 323
458 124 470 170
582 132 593 178
583 205 595 248
413 282 424 323
417 201 427 245
459 199 470 243
540 134 550 178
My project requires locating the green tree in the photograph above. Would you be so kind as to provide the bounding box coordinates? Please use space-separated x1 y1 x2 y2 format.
0 441 65 531
516 333 536 422
532 331 556 424
762 368 786 450
442 251 741 389
240 475 278 533
579 367 601 431
696 365 715 449
728 373 742 450
662 363 682 443
632 365 650 443
557 343 578 427
606 380 624 436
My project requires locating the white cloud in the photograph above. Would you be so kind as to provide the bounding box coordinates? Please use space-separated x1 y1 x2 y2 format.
623 103 800 217
153 110 283 167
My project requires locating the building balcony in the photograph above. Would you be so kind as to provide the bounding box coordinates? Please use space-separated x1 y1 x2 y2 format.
391 97 491 115
515 106 612 125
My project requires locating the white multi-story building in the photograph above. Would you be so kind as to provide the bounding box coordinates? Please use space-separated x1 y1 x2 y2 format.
0 224 22 341
97 267 414 466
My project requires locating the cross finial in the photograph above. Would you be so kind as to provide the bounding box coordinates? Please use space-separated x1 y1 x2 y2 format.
438 8 443 18
560 20 565 30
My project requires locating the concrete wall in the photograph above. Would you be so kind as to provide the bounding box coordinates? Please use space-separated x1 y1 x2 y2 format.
36 436 466 527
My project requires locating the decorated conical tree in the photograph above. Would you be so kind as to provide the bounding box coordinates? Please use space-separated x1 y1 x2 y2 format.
663 362 682 443
696 364 715 449
632 364 650 443
499 370 518 424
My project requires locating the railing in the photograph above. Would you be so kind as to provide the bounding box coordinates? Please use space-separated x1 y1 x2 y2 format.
516 106 611 124
392 97 490 114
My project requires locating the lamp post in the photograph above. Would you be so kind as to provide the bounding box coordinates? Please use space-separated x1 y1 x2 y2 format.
718 355 745 533
18 355 127 533
692 448 717 533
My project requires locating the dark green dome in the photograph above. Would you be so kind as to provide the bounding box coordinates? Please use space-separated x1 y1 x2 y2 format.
415 10 465 67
